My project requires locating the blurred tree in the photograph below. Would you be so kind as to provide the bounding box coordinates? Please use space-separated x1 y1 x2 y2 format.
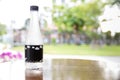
52 0 105 44
108 0 120 7
105 31 112 45
52 0 104 33
0 23 6 36
114 33 120 45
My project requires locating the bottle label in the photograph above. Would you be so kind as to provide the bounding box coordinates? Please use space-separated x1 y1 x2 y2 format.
25 45 43 62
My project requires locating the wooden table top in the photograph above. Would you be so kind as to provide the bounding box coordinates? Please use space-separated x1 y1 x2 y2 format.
26 58 120 80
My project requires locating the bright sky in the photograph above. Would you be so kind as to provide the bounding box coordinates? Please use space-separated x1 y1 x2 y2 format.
0 0 52 29
99 5 120 35
0 0 28 28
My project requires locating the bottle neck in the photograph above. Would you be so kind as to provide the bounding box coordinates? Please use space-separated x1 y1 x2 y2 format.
30 11 40 29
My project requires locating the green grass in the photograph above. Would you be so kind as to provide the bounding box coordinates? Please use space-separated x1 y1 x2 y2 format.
12 44 120 56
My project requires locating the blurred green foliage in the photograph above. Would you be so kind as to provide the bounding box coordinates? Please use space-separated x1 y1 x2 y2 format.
0 23 6 36
52 0 105 33
108 0 120 7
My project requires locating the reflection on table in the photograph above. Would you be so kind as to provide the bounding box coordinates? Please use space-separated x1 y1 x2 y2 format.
26 69 43 80
43 58 120 80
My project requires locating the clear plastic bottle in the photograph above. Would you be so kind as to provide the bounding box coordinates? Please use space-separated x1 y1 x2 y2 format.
25 5 43 80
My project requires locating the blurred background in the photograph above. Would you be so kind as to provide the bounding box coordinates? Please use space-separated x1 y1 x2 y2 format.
0 0 120 55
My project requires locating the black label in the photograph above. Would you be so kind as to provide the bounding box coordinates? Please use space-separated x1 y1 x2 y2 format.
25 45 43 62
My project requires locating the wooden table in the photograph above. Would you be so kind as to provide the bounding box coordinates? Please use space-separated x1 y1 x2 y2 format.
26 57 120 80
